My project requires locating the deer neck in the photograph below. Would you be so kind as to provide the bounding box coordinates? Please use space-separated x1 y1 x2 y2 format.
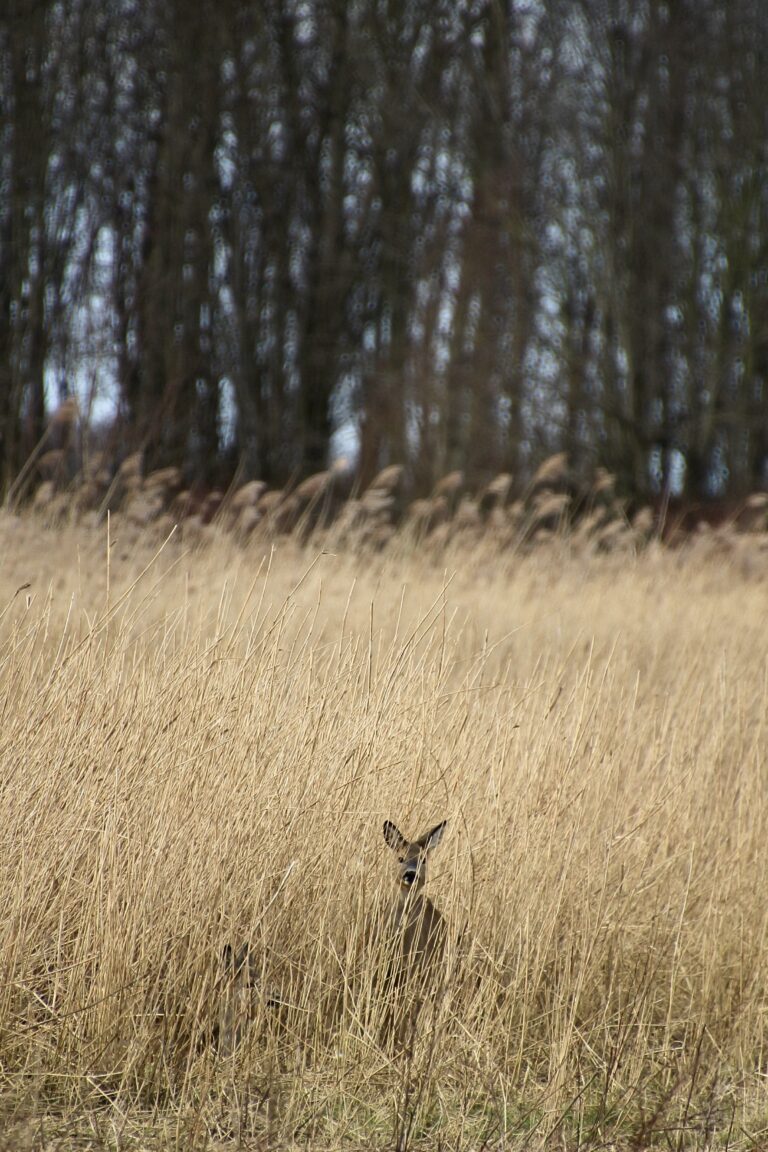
397 883 426 920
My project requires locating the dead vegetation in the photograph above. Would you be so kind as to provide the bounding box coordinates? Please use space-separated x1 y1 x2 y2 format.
24 433 768 572
0 514 766 1150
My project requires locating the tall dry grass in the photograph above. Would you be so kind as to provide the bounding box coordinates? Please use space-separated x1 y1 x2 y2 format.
0 513 766 1149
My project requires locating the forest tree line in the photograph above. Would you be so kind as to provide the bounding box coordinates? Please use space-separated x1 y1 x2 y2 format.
2 0 767 504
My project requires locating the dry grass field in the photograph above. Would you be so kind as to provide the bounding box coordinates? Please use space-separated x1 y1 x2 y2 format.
0 512 767 1150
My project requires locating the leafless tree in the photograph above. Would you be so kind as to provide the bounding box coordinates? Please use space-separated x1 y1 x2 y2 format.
2 0 766 502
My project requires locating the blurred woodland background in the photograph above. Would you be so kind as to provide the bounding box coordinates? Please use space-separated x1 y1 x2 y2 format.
2 0 768 506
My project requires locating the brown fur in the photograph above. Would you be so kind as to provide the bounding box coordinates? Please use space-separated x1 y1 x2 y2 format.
377 819 448 1051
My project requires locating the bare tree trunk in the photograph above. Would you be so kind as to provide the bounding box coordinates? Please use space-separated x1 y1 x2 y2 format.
295 0 350 477
0 1 48 492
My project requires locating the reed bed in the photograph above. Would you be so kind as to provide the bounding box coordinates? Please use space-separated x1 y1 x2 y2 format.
0 514 766 1150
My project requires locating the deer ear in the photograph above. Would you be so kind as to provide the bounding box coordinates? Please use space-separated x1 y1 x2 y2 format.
383 820 409 855
420 820 447 853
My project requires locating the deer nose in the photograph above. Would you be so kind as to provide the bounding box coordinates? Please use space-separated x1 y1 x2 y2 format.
401 867 418 886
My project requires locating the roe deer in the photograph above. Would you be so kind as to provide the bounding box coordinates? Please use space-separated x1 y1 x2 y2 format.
217 821 449 1057
217 942 256 1059
217 940 299 1060
376 818 448 1051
